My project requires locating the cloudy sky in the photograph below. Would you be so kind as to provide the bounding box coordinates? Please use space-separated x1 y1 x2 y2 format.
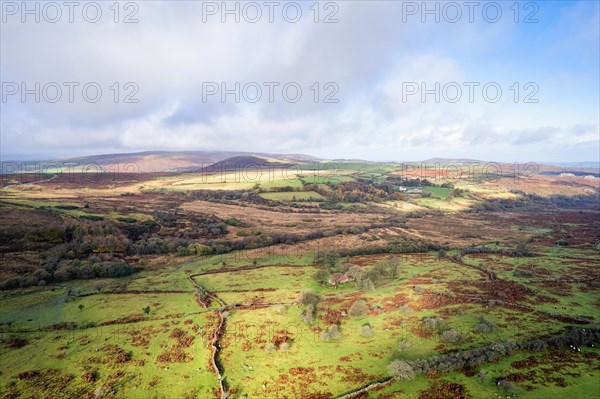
1 1 598 162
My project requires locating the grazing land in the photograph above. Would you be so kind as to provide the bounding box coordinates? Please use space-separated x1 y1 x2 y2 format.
1 154 599 398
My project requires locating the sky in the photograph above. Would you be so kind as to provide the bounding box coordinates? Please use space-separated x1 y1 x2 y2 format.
1 0 599 162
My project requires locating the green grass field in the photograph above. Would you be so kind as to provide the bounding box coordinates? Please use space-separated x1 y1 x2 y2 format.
422 185 453 199
259 191 325 201
1 247 598 398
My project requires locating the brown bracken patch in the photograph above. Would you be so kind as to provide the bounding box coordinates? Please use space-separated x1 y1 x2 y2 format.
418 380 470 399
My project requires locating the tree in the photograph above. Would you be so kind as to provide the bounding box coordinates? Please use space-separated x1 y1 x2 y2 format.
315 250 340 269
78 304 84 312
312 270 330 285
388 360 415 381
360 278 375 292
348 299 369 317
143 306 151 315
437 249 447 258
346 265 362 281
513 241 533 256
363 268 382 284
372 261 388 277
387 257 400 278
296 290 320 306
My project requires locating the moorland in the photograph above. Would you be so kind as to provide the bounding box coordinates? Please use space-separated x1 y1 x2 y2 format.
0 152 599 399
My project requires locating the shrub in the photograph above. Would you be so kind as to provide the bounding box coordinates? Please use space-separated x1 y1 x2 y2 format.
345 266 361 282
512 241 533 257
360 324 374 337
399 305 412 314
372 261 388 277
4 337 29 348
225 218 249 227
275 305 287 314
363 268 383 283
475 370 487 383
296 291 320 306
475 323 494 333
513 269 534 277
178 246 189 257
440 329 462 343
25 227 66 243
81 215 104 221
348 300 369 317
397 340 411 351
497 380 515 392
321 324 341 341
81 370 98 382
117 217 137 224
360 278 376 292
279 341 291 352
301 303 316 325
96 262 133 278
474 315 496 333
388 360 415 381
264 343 276 353
187 243 213 256
422 316 445 331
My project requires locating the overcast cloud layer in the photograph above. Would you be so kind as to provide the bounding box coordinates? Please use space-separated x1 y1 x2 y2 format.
1 1 599 162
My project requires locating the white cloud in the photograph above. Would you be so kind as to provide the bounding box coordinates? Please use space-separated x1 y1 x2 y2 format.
1 1 598 162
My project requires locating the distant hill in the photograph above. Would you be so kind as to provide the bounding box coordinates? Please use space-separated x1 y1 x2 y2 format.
3 150 596 174
55 151 319 172
539 162 600 171
420 158 600 174
421 158 488 165
198 155 302 173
